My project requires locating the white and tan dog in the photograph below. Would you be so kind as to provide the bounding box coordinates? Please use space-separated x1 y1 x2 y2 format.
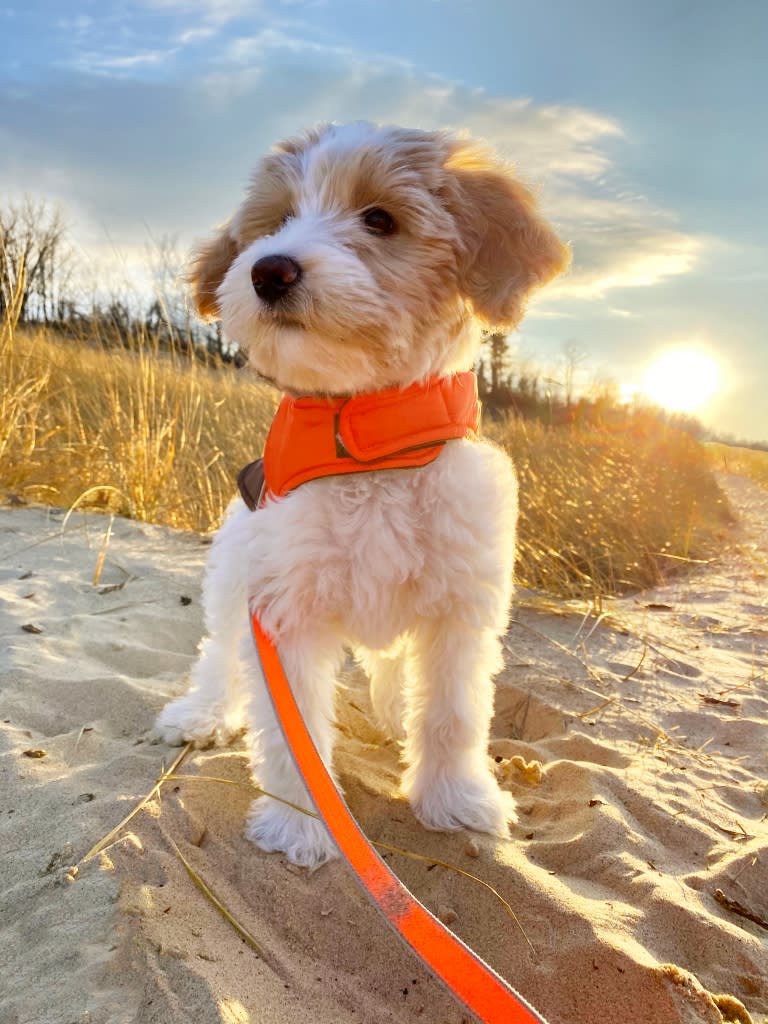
156 122 569 868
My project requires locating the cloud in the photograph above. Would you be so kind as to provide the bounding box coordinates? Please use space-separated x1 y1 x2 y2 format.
580 236 700 294
141 0 264 26
187 48 702 310
176 26 218 45
225 27 360 63
195 45 622 186
0 33 702 314
445 96 623 180
55 14 94 34
192 47 687 302
71 48 177 74
547 194 703 299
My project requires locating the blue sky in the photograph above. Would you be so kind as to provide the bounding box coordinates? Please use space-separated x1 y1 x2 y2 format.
1 0 766 440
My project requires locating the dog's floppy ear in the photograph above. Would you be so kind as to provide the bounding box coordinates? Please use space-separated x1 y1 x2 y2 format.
443 144 570 328
186 225 239 320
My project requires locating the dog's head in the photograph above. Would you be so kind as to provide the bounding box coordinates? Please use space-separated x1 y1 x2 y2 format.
190 122 569 394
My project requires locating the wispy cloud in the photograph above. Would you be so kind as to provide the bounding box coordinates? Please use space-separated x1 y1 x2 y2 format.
197 47 622 185
71 48 177 75
223 27 371 64
141 0 264 26
176 26 217 45
564 232 702 298
55 14 94 34
549 193 703 298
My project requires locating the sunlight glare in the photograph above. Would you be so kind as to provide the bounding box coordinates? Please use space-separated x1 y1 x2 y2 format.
642 349 721 414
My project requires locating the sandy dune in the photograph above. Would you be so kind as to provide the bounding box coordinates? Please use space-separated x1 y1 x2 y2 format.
1 474 766 1024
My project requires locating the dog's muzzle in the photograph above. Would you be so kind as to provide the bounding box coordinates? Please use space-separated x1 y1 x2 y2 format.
251 255 302 305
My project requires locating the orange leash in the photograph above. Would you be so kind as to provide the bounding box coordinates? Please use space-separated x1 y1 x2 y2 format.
250 611 548 1024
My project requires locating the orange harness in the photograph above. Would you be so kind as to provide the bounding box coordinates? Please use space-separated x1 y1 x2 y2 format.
237 371 480 508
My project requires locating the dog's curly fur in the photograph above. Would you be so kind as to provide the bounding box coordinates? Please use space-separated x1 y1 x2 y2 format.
155 122 569 868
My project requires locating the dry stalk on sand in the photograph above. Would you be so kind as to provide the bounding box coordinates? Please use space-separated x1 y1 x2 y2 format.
74 749 534 957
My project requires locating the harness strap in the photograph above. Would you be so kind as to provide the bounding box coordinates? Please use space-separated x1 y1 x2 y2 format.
336 372 480 462
237 458 266 512
250 610 549 1024
255 372 480 499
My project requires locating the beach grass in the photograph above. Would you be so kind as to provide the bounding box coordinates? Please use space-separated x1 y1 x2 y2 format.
1 322 276 530
488 415 732 599
706 441 768 489
1 319 732 599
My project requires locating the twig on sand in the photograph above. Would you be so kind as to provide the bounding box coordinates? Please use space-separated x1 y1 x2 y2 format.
503 629 671 741
621 643 648 682
698 693 741 709
163 771 536 953
164 771 316 818
91 514 114 586
77 743 192 867
67 725 95 767
74 753 536 957
167 835 263 954
373 838 535 954
62 486 133 530
510 617 603 686
713 888 768 930
81 600 160 617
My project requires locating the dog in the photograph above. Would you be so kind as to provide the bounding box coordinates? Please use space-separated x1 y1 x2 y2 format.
155 122 569 868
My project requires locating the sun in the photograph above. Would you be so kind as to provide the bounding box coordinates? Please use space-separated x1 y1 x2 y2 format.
642 348 721 414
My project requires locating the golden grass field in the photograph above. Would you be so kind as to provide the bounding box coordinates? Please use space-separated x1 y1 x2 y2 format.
706 440 768 488
1 311 735 600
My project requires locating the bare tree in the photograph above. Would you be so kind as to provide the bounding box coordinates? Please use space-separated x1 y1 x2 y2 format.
144 233 234 359
0 197 75 324
561 340 588 409
144 233 193 346
483 331 510 397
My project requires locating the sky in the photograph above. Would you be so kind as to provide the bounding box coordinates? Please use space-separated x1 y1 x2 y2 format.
1 0 766 440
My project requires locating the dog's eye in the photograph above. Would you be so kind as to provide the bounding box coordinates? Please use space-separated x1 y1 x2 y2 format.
363 208 396 236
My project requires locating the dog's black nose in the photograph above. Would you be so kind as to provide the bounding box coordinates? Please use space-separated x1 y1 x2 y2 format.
251 255 302 305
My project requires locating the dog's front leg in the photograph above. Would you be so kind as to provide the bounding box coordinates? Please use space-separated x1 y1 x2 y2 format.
155 501 252 748
401 617 514 838
241 622 343 869
357 640 409 742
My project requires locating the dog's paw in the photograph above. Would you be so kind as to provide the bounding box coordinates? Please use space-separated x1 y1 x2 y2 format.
154 696 243 749
403 768 516 837
246 799 338 870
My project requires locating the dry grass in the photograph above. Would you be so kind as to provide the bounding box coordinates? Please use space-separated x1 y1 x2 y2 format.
706 441 768 489
487 415 732 598
1 318 732 598
1 323 276 531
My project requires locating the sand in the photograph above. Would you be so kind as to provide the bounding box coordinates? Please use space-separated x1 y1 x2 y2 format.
1 474 766 1024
